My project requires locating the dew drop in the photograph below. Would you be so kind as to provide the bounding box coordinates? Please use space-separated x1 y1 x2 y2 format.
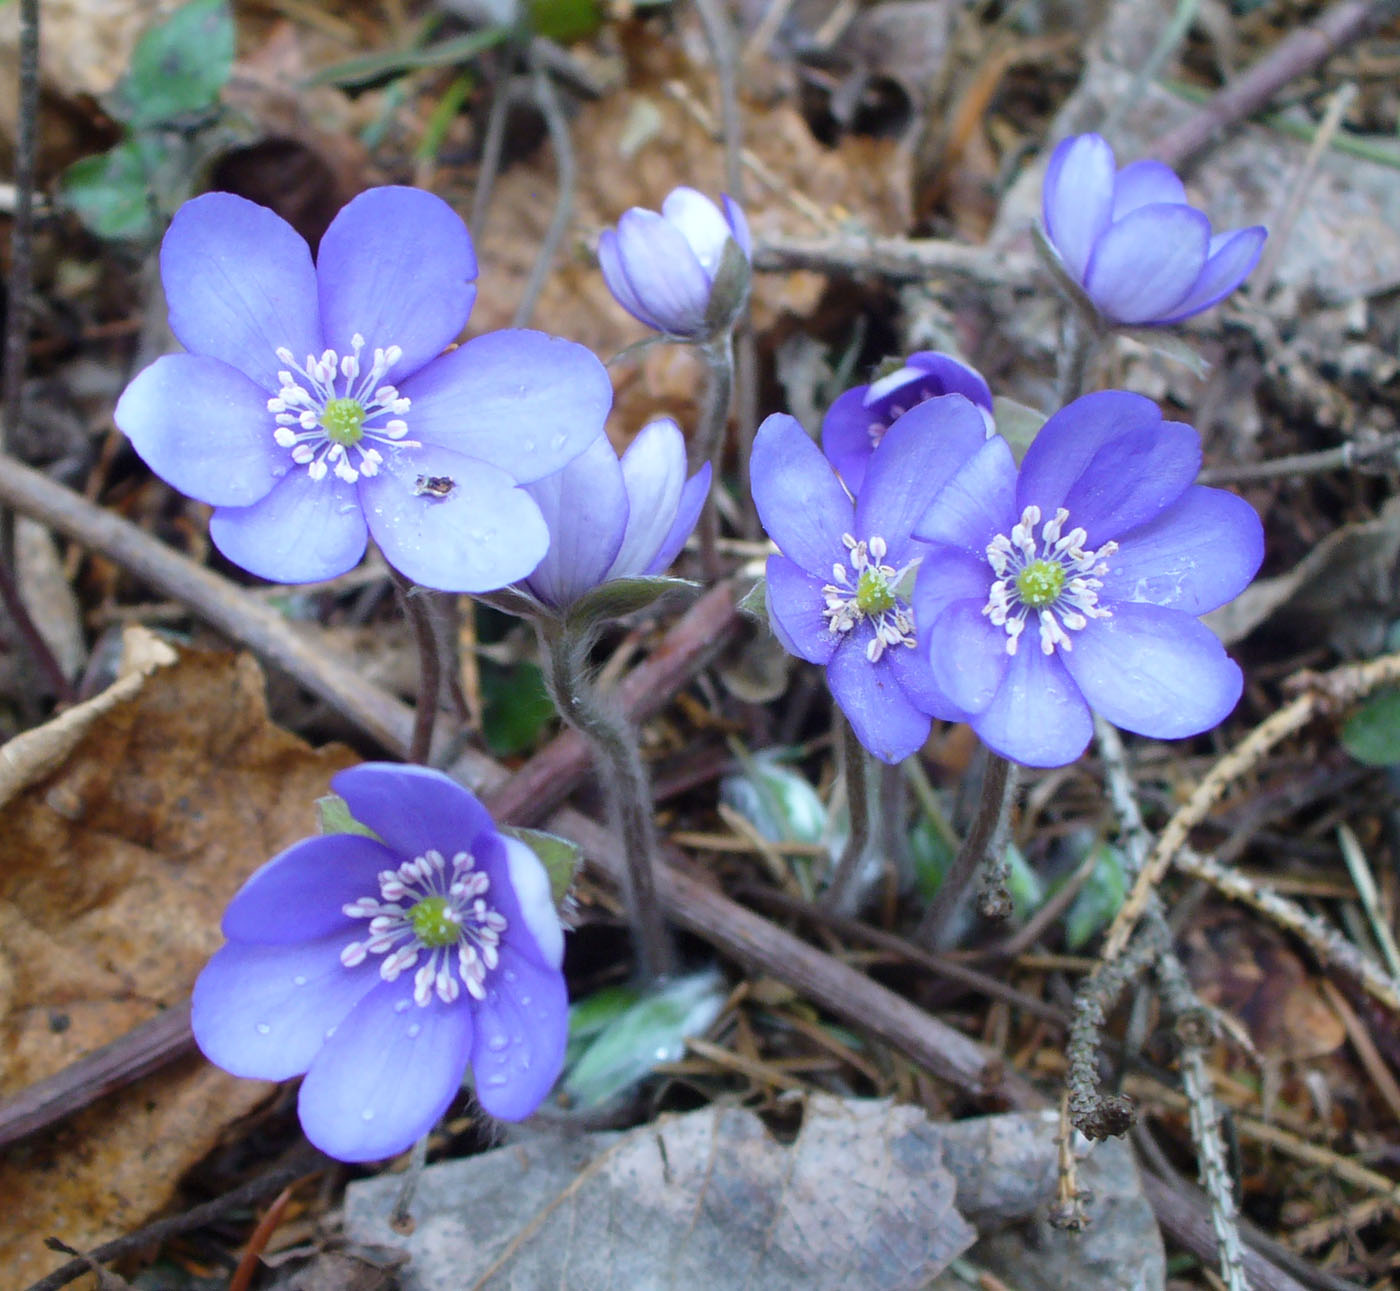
486 1073 509 1088
551 434 566 451
292 975 308 987
407 1023 422 1039
361 1108 375 1121
503 969 517 982
519 994 531 1006
394 998 412 1013
487 1034 508 1053
255 1022 271 1035
522 439 536 453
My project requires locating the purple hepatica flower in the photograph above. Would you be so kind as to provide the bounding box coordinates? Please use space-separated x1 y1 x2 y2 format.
115 187 611 591
519 418 711 612
1041 133 1266 327
599 187 752 340
192 763 567 1163
912 391 1264 768
822 351 996 494
751 397 991 763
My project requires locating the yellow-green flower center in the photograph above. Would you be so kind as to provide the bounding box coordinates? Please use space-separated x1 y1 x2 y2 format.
1015 559 1064 608
321 396 366 446
409 895 459 949
855 566 896 615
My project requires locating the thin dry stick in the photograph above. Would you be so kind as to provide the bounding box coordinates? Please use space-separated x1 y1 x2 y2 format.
1149 0 1400 168
820 716 875 913
1197 433 1400 485
512 57 575 330
390 569 442 765
753 233 1030 288
1101 651 1400 966
24 1156 321 1291
1250 81 1358 298
1174 847 1400 1013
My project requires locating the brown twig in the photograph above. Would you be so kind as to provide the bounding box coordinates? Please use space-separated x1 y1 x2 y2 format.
1149 0 1400 169
752 233 1031 287
227 1183 296 1291
24 1155 321 1291
390 569 441 766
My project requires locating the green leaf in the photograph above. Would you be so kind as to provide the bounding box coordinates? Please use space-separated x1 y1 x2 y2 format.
736 575 768 623
561 970 728 1109
315 792 384 842
526 0 602 42
502 826 582 910
480 659 554 757
1063 843 1128 950
909 815 955 903
61 137 166 241
111 0 235 127
309 26 512 89
1342 687 1400 766
992 396 1046 463
720 750 828 847
564 575 699 634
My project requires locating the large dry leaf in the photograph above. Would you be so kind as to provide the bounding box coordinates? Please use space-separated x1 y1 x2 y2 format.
346 1095 977 1290
0 627 356 1290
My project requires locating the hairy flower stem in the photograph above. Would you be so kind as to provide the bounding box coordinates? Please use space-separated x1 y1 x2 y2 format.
915 751 1018 949
390 1133 431 1232
541 620 674 983
820 718 878 915
391 569 441 765
1056 310 1098 407
691 331 736 578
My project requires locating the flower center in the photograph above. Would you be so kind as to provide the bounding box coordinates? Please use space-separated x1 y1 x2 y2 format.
822 533 920 663
268 334 422 485
983 505 1116 656
340 848 508 1007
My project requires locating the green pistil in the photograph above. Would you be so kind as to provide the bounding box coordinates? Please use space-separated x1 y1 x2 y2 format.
1016 559 1064 608
409 896 459 948
855 567 896 615
321 397 366 446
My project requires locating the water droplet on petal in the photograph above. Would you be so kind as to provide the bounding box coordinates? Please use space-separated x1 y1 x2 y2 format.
407 1023 422 1039
487 1034 508 1052
523 439 536 453
551 434 566 451
486 1073 509 1088
255 1022 271 1035
504 969 516 982
292 975 307 987
362 1108 375 1121
519 994 531 1006
394 998 412 1013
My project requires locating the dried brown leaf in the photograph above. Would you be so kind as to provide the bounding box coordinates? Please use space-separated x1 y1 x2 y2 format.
0 627 356 1289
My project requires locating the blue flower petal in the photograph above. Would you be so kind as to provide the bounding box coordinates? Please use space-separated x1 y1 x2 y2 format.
912 547 991 634
315 187 477 386
1110 160 1187 220
826 633 931 764
821 386 877 494
192 934 375 1081
161 192 322 393
972 645 1093 768
610 419 687 580
855 394 989 555
298 980 474 1162
1083 202 1210 325
1102 485 1263 615
926 599 1007 716
767 554 839 665
599 228 664 332
1157 226 1267 324
400 329 612 485
751 414 854 576
331 763 495 864
614 208 712 337
912 435 1017 555
886 638 965 723
1018 392 1199 544
222 834 399 944
469 943 568 1121
522 434 628 609
645 461 710 576
360 444 548 593
115 355 284 506
209 470 367 583
661 187 732 278
1042 134 1116 283
1059 603 1242 739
